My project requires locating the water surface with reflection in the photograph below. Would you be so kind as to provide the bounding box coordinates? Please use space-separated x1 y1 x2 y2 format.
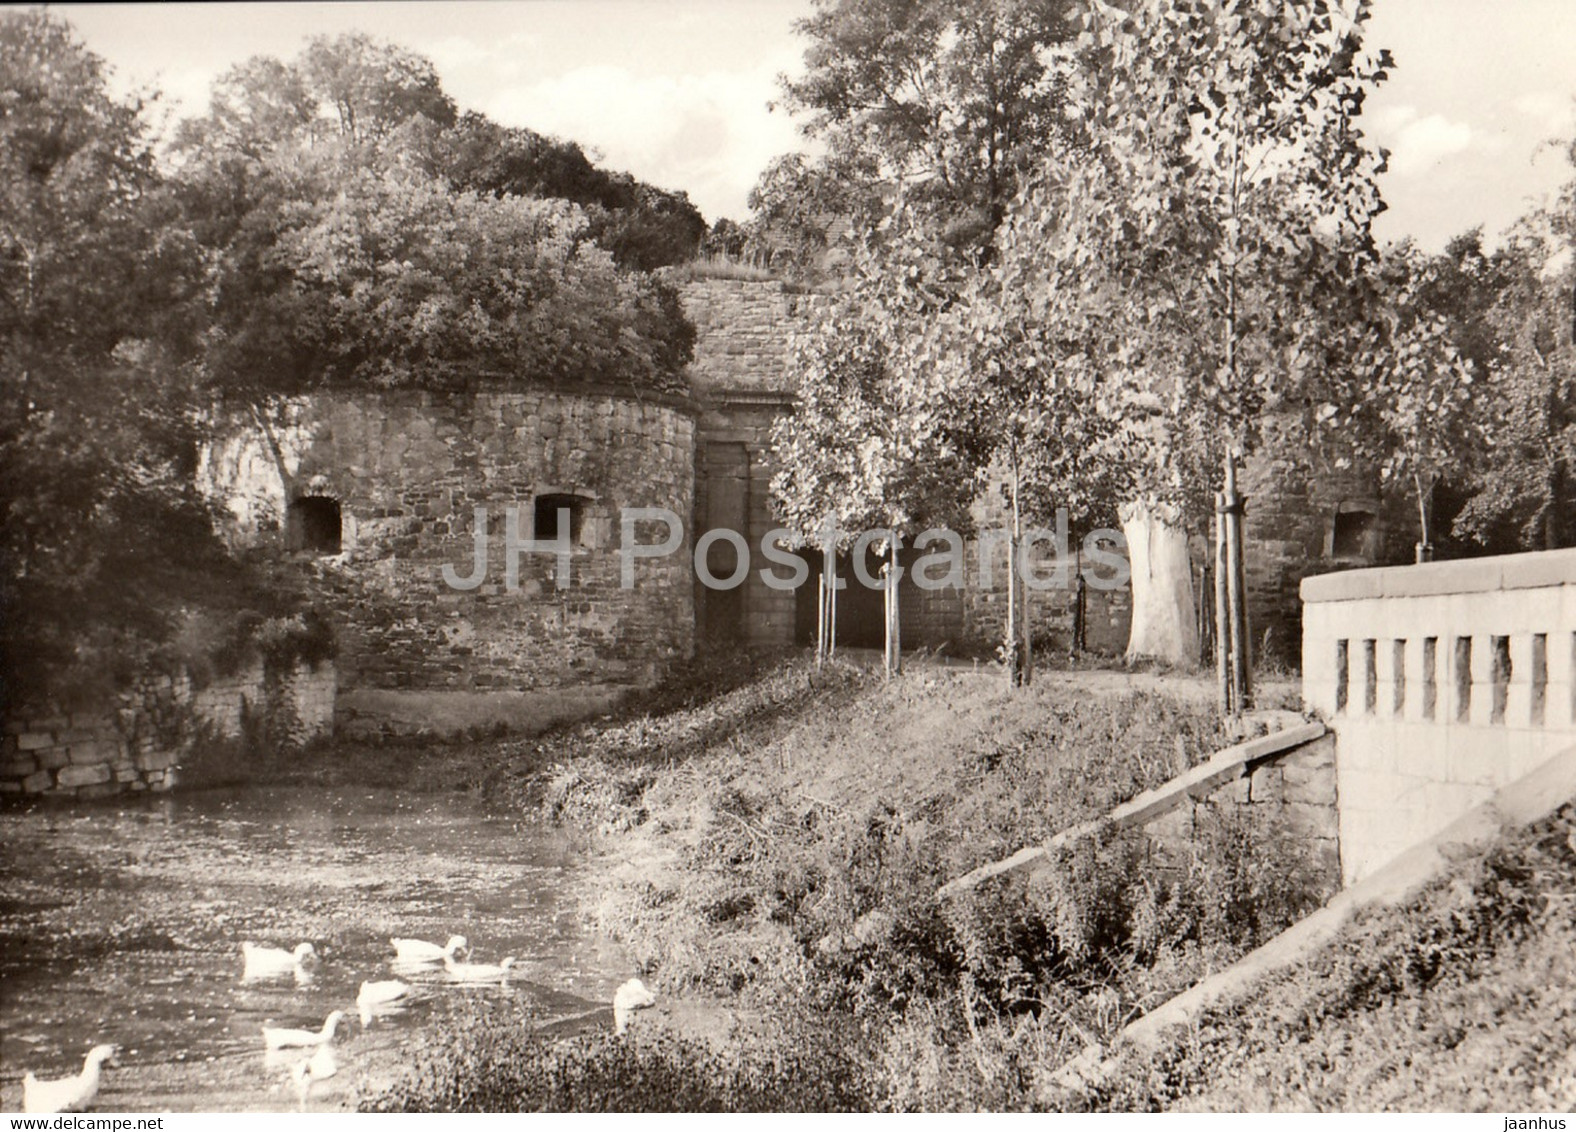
0 785 631 1111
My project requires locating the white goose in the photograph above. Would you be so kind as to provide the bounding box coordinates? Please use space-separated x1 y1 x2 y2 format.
443 953 515 983
613 978 656 1035
23 1044 117 1114
289 1045 338 1112
263 1010 346 1051
390 935 467 964
357 978 412 1025
241 941 316 979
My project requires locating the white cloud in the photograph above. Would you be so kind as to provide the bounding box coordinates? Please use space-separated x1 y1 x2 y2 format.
484 62 803 221
1372 105 1474 176
1512 91 1576 137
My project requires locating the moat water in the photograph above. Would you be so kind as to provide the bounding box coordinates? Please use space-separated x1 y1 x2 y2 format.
0 785 632 1112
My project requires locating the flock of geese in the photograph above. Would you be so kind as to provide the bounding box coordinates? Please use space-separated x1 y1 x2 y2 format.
21 933 657 1114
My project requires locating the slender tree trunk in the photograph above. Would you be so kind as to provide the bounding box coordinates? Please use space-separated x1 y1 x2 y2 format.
1121 499 1199 666
1413 471 1433 562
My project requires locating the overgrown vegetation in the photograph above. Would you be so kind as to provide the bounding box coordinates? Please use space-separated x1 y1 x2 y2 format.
1070 804 1576 1112
366 999 878 1112
372 657 1329 1111
0 11 697 711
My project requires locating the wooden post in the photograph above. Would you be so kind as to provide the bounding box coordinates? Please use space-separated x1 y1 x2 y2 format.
816 569 826 669
886 535 901 678
1071 540 1086 658
1005 451 1022 690
1021 571 1034 686
1222 451 1251 714
1214 492 1231 715
828 548 838 661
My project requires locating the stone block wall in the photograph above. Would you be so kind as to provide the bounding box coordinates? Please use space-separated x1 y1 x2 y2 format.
962 477 1133 658
1302 547 1576 882
1239 417 1414 668
0 660 335 800
676 276 804 399
201 389 697 705
1146 730 1342 887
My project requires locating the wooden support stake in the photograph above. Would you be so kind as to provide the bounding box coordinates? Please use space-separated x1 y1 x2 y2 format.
1215 494 1231 715
1223 451 1251 714
816 569 826 669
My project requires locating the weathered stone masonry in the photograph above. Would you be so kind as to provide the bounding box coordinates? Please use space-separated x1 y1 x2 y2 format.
203 388 697 710
0 660 334 799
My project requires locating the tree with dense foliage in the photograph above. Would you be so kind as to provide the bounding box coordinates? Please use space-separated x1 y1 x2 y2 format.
434 113 706 270
771 215 973 671
0 10 266 709
1319 242 1480 557
753 0 1076 276
995 0 1395 663
921 202 1137 679
1450 142 1576 552
172 35 696 400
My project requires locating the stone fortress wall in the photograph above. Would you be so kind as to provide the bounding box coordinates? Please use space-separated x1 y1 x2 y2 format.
201 388 696 734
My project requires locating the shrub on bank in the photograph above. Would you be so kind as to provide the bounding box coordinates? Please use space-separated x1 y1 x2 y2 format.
1075 804 1576 1111
364 998 877 1112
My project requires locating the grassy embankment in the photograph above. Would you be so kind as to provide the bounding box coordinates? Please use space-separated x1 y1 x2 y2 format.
1067 802 1576 1112
368 655 1332 1110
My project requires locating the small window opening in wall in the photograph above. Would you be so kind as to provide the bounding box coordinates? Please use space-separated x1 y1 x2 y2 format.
1393 639 1407 716
1454 636 1473 722
533 493 588 545
1491 636 1512 724
1363 639 1377 714
1530 634 1547 726
1422 637 1438 720
1335 639 1349 714
287 496 342 554
1329 504 1379 560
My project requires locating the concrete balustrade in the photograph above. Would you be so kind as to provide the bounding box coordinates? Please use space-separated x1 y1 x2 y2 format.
1301 547 1576 883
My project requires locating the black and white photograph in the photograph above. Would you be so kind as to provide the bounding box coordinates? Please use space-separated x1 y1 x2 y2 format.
2 0 1576 1115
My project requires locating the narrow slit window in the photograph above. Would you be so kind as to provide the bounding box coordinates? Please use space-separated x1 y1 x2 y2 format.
287 495 342 555
1455 636 1473 723
1491 636 1511 725
1335 639 1349 714
1363 639 1378 715
1393 639 1407 716
1531 634 1547 726
1422 637 1438 720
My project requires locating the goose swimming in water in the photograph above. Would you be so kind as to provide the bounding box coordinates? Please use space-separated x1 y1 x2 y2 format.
289 1045 338 1111
263 1010 345 1051
390 935 467 964
241 941 316 979
613 978 656 1035
442 954 515 983
23 1045 117 1114
357 979 412 1025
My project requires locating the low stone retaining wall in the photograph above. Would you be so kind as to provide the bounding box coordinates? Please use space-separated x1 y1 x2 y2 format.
938 720 1339 898
1 659 335 800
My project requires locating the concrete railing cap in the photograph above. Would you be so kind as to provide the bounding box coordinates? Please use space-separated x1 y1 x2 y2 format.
1301 547 1576 604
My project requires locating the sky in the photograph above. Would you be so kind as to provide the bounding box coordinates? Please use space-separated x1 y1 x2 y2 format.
40 0 1576 251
